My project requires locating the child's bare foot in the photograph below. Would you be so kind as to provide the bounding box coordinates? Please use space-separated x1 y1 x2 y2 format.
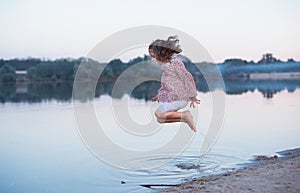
183 110 197 132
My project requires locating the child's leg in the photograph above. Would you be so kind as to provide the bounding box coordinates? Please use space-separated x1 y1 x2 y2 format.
155 110 196 132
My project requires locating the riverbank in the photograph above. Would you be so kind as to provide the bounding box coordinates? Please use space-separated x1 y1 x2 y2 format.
161 148 300 193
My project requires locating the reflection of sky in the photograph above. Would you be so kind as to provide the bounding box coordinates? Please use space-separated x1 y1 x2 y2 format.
0 0 300 62
214 89 300 156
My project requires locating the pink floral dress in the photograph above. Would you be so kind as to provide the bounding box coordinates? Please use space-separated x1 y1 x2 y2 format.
157 57 197 103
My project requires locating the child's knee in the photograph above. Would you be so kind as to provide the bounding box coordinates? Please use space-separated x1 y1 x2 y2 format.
157 118 164 123
155 111 167 124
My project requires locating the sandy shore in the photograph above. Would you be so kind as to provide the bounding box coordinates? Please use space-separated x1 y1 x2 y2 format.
161 148 300 193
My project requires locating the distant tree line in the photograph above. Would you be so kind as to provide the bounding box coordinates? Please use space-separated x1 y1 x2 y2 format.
0 54 299 83
0 56 153 82
0 54 202 83
219 58 300 78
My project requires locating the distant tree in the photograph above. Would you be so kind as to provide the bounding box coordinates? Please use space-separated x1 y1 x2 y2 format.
258 53 281 64
224 58 248 65
73 58 105 80
27 67 38 79
127 56 144 66
53 59 76 79
0 64 15 74
2 58 41 70
36 62 55 78
0 64 16 82
143 54 151 61
102 59 125 78
0 59 4 68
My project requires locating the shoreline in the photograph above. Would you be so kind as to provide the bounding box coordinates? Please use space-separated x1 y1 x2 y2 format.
161 148 300 193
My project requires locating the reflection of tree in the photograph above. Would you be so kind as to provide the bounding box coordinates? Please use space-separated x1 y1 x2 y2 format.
224 79 300 98
131 81 160 100
0 82 73 103
0 83 16 103
261 90 277 99
1 78 300 103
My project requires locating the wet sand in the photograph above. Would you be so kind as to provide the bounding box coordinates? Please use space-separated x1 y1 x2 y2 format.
161 148 300 193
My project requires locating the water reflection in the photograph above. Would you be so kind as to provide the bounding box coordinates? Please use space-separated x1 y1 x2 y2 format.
0 78 300 103
223 79 299 98
1 83 300 193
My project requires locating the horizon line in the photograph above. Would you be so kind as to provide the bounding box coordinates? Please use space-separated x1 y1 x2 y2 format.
0 54 299 64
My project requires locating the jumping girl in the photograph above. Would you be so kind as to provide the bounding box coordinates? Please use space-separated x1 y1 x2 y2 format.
149 35 200 132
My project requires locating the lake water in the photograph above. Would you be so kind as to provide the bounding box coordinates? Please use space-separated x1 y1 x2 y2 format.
0 81 300 193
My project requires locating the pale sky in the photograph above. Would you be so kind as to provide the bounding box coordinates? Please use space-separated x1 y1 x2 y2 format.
1 0 299 63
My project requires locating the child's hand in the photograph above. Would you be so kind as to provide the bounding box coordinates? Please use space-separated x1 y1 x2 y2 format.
152 96 159 102
190 97 200 108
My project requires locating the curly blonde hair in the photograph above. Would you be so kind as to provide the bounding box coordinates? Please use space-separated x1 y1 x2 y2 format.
148 35 182 63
